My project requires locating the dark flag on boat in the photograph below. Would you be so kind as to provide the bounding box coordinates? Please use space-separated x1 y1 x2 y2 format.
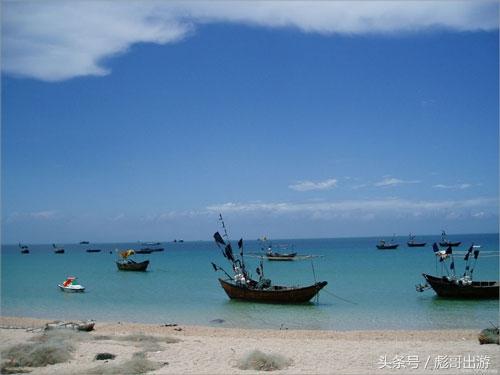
225 244 235 262
211 262 218 272
256 267 261 275
450 261 455 270
464 245 473 261
445 246 453 255
432 243 439 253
473 249 480 259
238 238 244 256
213 232 226 246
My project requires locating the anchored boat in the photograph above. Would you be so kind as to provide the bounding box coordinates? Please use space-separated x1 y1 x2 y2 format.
439 230 461 247
115 249 149 271
416 243 499 299
53 244 65 254
376 238 399 250
407 233 426 247
211 215 327 304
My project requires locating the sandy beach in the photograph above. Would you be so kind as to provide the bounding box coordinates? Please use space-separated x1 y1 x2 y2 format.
0 316 498 374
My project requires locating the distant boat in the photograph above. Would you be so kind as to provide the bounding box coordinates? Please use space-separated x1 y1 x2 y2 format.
19 243 30 254
136 246 164 254
86 249 101 253
135 249 153 254
265 245 297 261
266 251 298 261
53 244 65 254
439 231 461 247
58 277 85 293
173 239 184 243
140 241 161 246
79 241 90 245
407 233 426 247
376 238 399 250
416 243 499 299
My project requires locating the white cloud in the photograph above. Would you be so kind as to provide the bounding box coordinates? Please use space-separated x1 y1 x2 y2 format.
433 183 472 189
2 1 498 81
289 178 338 192
374 178 420 187
206 197 498 219
6 210 60 223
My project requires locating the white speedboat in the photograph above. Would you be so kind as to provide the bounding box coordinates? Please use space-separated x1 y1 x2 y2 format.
58 277 85 292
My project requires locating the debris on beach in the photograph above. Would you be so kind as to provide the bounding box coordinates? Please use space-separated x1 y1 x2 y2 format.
478 327 499 345
95 353 116 360
210 319 225 324
44 320 95 332
88 352 164 374
1 330 79 371
237 349 292 371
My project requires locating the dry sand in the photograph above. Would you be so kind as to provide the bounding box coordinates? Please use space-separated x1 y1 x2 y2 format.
0 316 498 374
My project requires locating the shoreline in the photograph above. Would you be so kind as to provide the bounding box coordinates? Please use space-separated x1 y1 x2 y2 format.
1 316 498 374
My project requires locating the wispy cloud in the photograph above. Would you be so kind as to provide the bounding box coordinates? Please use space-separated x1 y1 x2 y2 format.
206 197 498 220
374 178 420 187
2 1 498 81
433 183 472 189
6 210 60 223
289 178 338 192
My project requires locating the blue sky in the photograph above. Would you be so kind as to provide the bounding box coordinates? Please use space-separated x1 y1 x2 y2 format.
1 1 498 243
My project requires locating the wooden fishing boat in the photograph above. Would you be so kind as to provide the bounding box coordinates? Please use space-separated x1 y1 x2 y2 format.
376 240 399 250
116 259 149 271
79 241 90 245
407 241 426 247
86 249 101 253
219 278 327 303
422 274 499 299
19 243 30 254
137 247 164 253
439 231 461 247
407 234 426 247
212 215 328 304
53 244 65 254
265 251 297 261
135 249 153 254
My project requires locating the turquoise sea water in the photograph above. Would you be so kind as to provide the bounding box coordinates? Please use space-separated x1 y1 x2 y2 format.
1 233 498 331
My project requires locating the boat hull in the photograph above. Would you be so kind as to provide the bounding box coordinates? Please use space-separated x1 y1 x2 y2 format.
20 250 30 254
218 278 327 304
439 241 461 247
266 252 297 261
54 249 65 254
86 249 101 253
116 260 149 271
423 274 499 299
376 244 399 250
58 285 85 293
407 242 426 247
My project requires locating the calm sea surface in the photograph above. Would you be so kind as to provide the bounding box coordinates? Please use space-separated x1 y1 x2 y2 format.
1 233 498 331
